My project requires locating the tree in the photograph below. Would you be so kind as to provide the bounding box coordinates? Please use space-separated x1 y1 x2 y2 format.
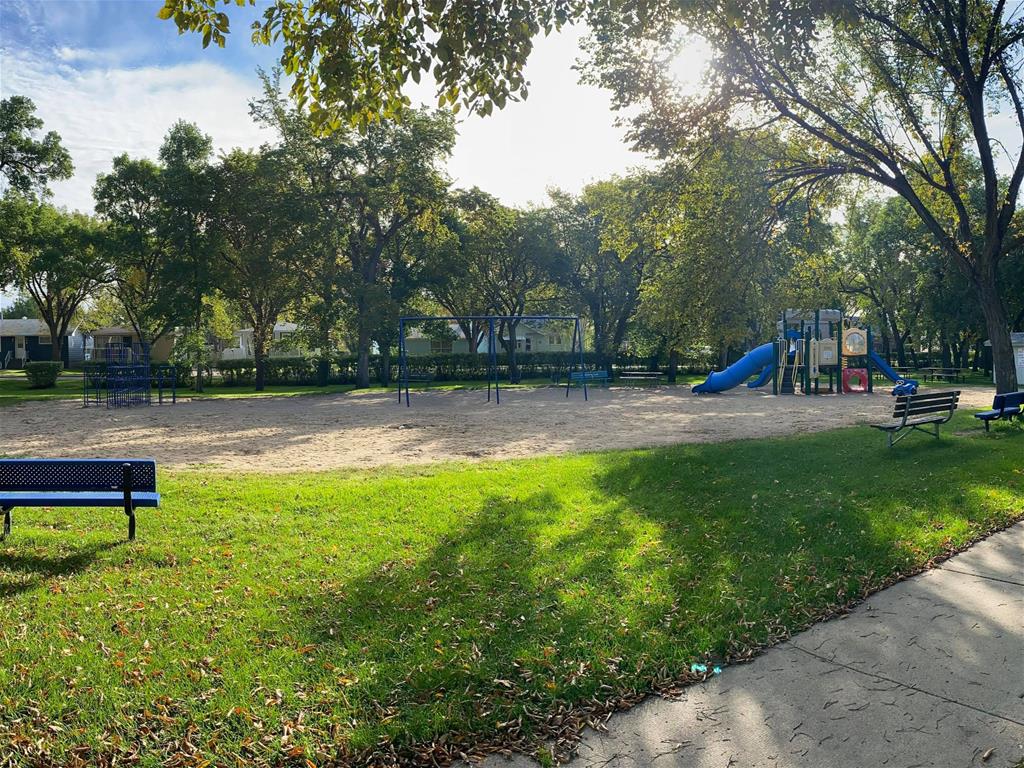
548 178 652 374
584 1 1024 390
254 82 455 388
839 198 928 367
419 188 504 355
94 156 191 346
161 0 572 128
171 1 1024 389
212 149 304 390
476 206 558 382
94 123 216 381
1 292 42 320
1 197 109 360
0 96 73 197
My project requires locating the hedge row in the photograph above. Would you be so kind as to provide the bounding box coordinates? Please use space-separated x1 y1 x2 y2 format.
207 351 712 386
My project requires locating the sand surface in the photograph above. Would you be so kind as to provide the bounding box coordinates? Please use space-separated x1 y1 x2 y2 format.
0 385 995 473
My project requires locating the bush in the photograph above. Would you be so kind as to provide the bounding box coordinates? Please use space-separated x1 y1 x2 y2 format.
24 361 62 389
214 357 317 386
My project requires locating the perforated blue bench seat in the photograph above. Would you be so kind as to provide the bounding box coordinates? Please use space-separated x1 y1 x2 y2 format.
0 459 159 541
974 392 1024 431
0 491 160 507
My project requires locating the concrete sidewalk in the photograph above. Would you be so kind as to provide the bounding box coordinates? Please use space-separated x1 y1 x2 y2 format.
481 523 1024 768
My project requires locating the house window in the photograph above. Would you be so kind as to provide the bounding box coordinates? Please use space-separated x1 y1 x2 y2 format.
525 337 532 352
38 335 51 346
430 338 453 354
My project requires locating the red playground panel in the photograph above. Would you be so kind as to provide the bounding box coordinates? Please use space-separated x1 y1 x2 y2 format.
843 367 869 393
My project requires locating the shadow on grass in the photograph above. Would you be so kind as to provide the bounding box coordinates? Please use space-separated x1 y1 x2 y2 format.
0 540 121 597
279 420 1022 756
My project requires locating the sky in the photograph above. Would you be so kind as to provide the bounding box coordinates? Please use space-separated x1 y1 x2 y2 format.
0 0 657 218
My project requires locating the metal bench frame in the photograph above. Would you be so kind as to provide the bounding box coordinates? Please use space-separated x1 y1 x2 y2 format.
0 459 159 541
872 390 960 447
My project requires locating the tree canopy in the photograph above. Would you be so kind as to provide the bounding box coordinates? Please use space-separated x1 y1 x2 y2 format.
162 0 1023 388
0 96 73 198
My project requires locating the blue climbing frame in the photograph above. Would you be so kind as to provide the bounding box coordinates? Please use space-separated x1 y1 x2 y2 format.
397 315 588 406
82 343 176 408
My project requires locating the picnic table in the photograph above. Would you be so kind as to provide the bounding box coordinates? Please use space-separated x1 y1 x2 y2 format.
919 367 965 383
617 371 664 385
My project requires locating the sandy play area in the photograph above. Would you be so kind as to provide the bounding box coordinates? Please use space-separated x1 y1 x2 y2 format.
1 385 994 473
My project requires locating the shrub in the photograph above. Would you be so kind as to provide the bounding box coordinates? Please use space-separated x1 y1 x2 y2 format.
214 357 317 386
24 361 62 389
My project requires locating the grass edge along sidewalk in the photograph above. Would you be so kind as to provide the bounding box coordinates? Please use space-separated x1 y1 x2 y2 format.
0 414 1021 766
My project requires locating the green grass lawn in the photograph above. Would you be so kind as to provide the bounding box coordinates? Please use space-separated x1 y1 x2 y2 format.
1 416 1021 766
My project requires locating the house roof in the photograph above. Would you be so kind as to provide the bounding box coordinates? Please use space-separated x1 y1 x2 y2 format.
88 326 137 336
984 332 1024 347
237 322 298 334
0 318 49 336
405 319 567 341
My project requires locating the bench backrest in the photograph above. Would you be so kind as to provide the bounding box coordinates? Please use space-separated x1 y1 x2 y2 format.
891 390 960 419
570 370 608 380
0 459 157 493
994 391 1024 411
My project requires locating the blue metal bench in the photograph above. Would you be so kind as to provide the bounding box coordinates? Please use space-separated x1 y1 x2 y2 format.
569 370 610 387
0 459 159 541
974 391 1024 432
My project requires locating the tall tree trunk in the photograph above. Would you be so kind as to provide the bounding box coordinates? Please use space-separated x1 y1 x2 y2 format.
379 345 391 386
253 325 268 392
356 328 371 388
45 317 63 362
967 260 1018 391
667 348 678 384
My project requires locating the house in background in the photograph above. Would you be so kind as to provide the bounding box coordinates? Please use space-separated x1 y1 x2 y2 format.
216 322 302 361
0 318 71 367
84 326 174 363
404 321 573 357
984 332 1024 388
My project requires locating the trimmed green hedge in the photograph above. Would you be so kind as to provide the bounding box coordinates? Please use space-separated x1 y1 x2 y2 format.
207 351 712 386
24 361 62 388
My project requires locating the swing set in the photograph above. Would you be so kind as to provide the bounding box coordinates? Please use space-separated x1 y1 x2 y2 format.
397 315 587 406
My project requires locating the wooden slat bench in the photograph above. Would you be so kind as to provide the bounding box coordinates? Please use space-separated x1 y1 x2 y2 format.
872 391 960 448
0 459 159 541
974 391 1024 432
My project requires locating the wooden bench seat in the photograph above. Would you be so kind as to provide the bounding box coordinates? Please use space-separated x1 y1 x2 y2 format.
872 391 960 448
0 459 159 541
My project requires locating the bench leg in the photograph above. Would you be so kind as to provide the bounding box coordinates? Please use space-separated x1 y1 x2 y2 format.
1 506 10 540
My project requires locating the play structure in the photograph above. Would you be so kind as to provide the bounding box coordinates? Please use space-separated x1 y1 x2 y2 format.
83 343 177 408
693 309 919 396
397 315 588 406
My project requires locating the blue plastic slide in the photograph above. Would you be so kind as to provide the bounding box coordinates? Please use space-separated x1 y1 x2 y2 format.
693 342 775 393
868 350 919 395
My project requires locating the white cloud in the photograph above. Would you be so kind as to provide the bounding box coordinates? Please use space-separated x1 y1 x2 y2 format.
1 23 650 214
1 50 276 213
